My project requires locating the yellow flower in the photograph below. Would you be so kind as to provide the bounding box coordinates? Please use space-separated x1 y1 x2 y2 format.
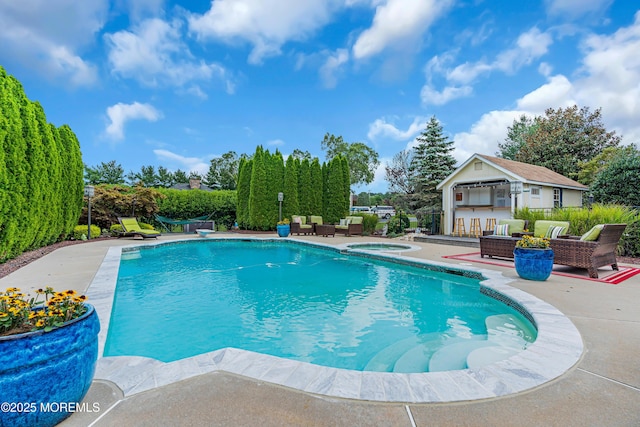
5 287 20 293
35 319 45 328
0 312 8 318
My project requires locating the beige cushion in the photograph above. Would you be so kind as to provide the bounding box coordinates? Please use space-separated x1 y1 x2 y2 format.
494 224 509 236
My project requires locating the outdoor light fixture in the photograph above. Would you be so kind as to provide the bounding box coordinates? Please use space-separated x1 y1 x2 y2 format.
84 185 95 239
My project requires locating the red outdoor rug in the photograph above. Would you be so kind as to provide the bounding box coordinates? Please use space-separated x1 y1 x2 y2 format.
442 252 640 285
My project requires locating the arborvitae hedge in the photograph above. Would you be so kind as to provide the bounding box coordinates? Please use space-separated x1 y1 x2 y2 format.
0 66 83 262
236 146 350 230
236 158 252 228
282 156 299 220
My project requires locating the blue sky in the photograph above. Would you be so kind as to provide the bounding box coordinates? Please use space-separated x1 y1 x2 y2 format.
1 0 639 193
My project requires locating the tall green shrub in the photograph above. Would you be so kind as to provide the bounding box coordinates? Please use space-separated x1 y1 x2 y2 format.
236 158 252 228
310 158 323 214
0 66 83 261
248 147 271 230
298 158 312 216
283 156 299 219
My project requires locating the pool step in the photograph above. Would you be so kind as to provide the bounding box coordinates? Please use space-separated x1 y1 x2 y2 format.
428 339 494 372
485 314 536 347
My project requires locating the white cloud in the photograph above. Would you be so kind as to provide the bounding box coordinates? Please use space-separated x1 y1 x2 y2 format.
572 11 640 144
0 1 106 85
153 149 210 175
105 102 163 140
421 27 552 106
452 110 525 163
452 12 640 163
352 0 452 60
420 84 473 106
367 116 426 141
516 74 575 112
268 139 284 146
545 0 613 19
448 27 552 85
105 18 234 93
319 49 350 88
118 0 165 21
188 0 335 65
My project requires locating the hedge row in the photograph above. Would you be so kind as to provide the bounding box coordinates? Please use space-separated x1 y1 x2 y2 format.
0 66 84 262
236 146 350 230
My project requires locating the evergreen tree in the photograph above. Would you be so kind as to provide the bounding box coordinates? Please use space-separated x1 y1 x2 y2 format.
236 158 252 228
57 125 84 239
283 156 300 219
324 157 345 224
0 67 83 260
268 150 285 224
298 158 312 216
85 160 126 185
409 116 456 211
0 72 28 259
341 156 350 215
309 158 323 214
248 147 270 230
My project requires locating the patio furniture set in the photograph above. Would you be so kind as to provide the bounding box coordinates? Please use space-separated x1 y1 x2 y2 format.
479 219 627 278
290 215 364 237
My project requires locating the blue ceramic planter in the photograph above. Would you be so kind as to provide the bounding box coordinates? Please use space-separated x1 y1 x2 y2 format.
277 224 290 237
0 304 100 427
514 248 555 281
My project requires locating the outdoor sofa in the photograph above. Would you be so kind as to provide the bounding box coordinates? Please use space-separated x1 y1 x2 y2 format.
480 221 627 278
480 220 570 259
335 215 363 236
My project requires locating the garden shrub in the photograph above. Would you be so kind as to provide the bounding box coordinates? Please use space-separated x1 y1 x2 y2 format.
73 225 101 240
387 211 410 234
154 188 237 230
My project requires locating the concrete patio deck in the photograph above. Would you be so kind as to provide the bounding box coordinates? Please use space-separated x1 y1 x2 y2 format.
2 233 639 426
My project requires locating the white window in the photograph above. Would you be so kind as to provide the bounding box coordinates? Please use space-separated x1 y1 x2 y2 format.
531 187 541 197
553 188 561 208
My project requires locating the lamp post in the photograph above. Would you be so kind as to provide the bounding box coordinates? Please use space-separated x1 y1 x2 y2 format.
278 192 284 222
84 185 95 240
510 181 522 212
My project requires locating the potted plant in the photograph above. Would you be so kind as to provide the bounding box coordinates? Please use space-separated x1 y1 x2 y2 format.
276 218 290 237
0 287 99 427
514 235 555 281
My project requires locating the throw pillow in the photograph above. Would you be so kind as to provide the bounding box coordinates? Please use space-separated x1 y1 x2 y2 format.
580 224 604 241
293 216 301 224
494 224 510 236
545 225 566 239
339 219 346 226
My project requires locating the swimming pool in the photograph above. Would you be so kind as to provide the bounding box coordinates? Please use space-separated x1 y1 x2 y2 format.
88 237 583 403
343 242 420 253
105 239 535 372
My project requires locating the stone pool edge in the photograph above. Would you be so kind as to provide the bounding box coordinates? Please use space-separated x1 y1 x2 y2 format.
87 237 583 403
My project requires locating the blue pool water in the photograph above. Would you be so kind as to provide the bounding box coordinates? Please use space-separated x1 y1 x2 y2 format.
105 240 536 372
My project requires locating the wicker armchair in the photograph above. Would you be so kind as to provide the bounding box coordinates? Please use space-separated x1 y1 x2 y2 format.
551 224 627 278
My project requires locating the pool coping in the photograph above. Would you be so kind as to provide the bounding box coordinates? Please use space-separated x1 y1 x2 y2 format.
87 236 583 403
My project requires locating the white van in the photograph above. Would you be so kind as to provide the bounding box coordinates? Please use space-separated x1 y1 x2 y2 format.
350 206 372 214
371 206 395 219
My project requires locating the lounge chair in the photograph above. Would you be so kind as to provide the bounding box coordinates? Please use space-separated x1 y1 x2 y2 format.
118 217 161 239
